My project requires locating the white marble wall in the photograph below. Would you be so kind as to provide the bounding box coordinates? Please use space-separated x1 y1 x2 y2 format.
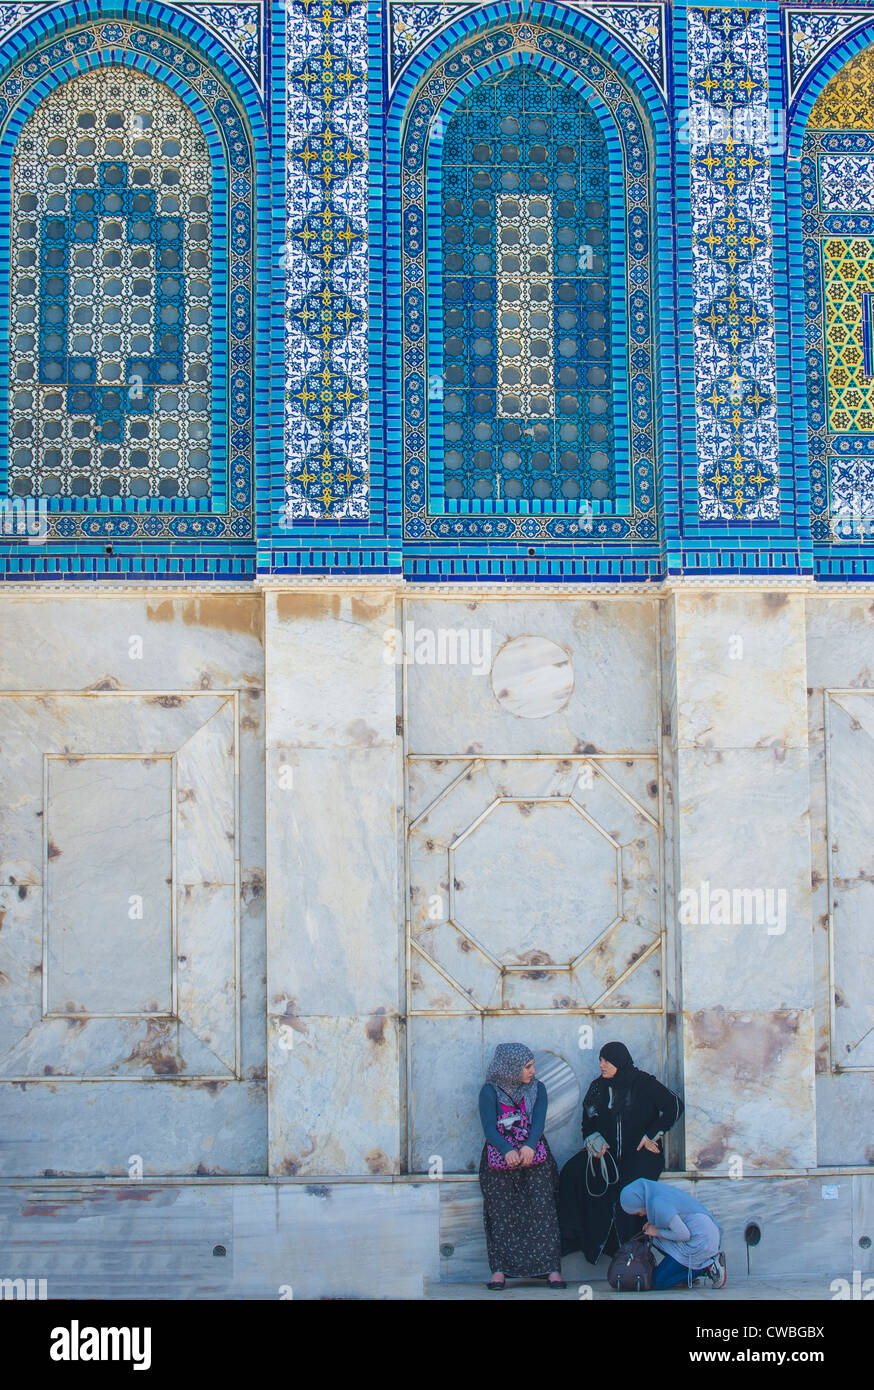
3 585 871 1189
0 1172 869 1295
672 591 817 1170
263 589 404 1175
0 595 267 1175
806 598 874 1165
402 596 672 1173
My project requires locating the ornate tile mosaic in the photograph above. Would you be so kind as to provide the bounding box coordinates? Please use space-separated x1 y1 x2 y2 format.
197 4 264 89
9 67 213 502
687 6 780 523
284 0 369 521
389 1 465 87
786 5 870 100
597 4 664 88
387 3 666 96
804 46 874 540
0 14 259 547
437 64 615 507
0 4 40 46
397 20 659 545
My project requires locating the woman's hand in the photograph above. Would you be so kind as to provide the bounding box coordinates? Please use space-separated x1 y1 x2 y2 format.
505 1148 522 1168
642 1222 658 1238
519 1145 535 1167
596 1142 608 1158
637 1135 661 1154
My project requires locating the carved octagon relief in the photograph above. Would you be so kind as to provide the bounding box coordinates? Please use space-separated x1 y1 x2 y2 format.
407 755 662 1013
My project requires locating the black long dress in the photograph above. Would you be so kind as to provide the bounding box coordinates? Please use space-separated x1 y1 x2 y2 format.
558 1069 683 1262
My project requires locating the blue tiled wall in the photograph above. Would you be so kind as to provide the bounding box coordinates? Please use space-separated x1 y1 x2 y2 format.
2 1 874 582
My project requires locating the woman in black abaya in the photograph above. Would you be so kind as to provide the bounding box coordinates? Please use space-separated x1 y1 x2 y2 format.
558 1041 683 1263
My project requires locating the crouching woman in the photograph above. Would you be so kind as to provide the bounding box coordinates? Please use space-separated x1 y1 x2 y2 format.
478 1043 565 1290
619 1178 727 1289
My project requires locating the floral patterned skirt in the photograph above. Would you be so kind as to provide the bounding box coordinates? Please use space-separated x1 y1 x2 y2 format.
478 1138 562 1278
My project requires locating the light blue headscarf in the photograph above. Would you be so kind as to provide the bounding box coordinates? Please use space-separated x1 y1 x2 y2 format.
619 1178 712 1229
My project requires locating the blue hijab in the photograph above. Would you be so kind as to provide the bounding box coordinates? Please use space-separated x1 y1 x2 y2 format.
619 1178 713 1228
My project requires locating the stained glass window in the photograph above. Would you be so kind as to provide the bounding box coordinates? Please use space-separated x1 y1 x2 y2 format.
9 67 213 501
439 66 613 505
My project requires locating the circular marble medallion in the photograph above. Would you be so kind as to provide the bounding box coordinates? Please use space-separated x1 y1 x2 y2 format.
491 635 574 718
533 1049 581 1133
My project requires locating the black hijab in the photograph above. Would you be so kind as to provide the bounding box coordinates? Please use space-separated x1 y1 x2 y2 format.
600 1041 633 1074
597 1041 638 1107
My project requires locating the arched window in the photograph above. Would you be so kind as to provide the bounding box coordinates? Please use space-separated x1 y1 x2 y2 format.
395 25 659 549
804 46 874 539
0 9 264 571
9 66 212 502
438 66 613 505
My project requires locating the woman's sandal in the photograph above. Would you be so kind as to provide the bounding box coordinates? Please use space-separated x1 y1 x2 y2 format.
486 1277 507 1290
547 1275 567 1289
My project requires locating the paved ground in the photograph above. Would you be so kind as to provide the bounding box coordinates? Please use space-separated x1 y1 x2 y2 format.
425 1277 833 1300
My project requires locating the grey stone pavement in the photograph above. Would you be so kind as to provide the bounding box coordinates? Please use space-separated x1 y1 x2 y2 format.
425 1277 832 1300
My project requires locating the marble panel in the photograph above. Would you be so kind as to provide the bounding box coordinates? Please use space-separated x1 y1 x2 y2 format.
824 692 874 1066
267 1014 400 1177
675 747 814 1011
501 966 590 1014
0 1175 863 1295
45 756 172 1016
806 601 874 1164
0 596 264 694
673 593 808 751
407 1014 484 1175
0 693 242 1081
410 924 502 1011
490 636 574 719
570 920 661 1008
806 597 874 693
177 883 237 1073
452 799 620 967
0 1182 441 1300
682 1007 817 1170
237 1183 440 1300
266 748 401 1017
815 1073 874 1167
685 1175 853 1283
0 1184 234 1294
852 1174 874 1274
483 756 579 801
0 1078 267 1176
409 948 488 1014
175 701 236 887
404 599 659 757
570 762 659 846
407 758 496 847
264 589 398 750
436 1173 860 1286
437 1181 489 1281
592 946 663 1011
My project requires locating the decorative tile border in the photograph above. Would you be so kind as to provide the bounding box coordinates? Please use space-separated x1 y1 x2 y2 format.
687 5 780 523
386 2 667 98
0 0 271 579
0 2 268 98
283 0 369 522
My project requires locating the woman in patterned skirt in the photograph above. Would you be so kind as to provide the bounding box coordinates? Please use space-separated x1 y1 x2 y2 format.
478 1042 566 1290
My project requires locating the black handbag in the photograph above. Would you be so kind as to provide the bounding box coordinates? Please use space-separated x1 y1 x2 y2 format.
607 1234 656 1291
